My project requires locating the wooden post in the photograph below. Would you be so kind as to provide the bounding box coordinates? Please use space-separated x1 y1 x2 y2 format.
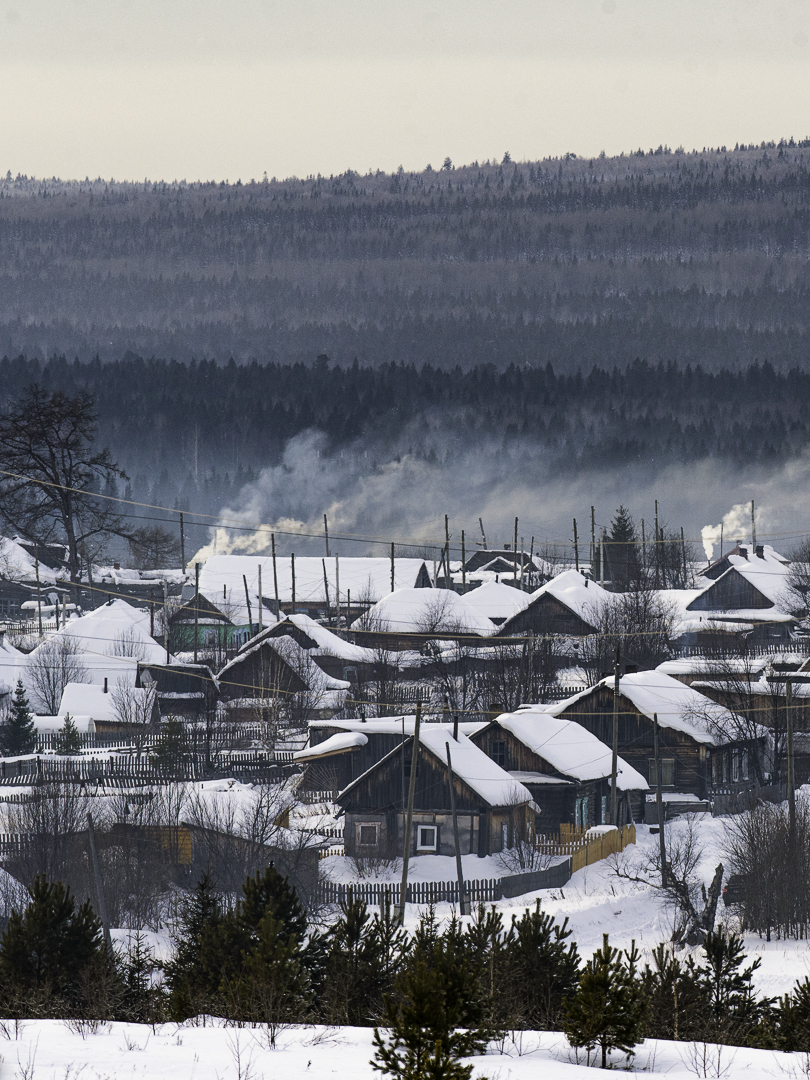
291 553 296 611
680 526 687 586
654 499 660 588
193 562 200 664
461 530 466 593
641 519 646 571
751 499 756 548
479 517 487 550
149 588 154 638
787 679 796 843
433 551 437 588
513 517 519 582
654 712 667 886
324 513 330 558
271 533 280 618
335 553 340 625
599 529 605 586
397 701 422 923
519 537 525 590
573 518 579 572
610 648 620 826
720 523 724 559
529 536 534 586
164 580 170 663
322 558 331 621
243 574 253 637
391 542 395 593
35 556 43 637
445 516 451 591
86 812 112 951
257 565 263 632
446 741 468 917
180 512 185 570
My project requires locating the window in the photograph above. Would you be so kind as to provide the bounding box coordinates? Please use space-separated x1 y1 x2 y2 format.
711 753 718 785
490 740 506 768
648 758 675 787
356 822 379 848
741 749 749 781
731 750 740 783
601 795 607 824
501 821 510 849
574 796 589 831
416 825 437 851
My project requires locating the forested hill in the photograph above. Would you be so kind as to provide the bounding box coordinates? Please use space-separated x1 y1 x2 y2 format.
0 354 807 524
3 140 810 369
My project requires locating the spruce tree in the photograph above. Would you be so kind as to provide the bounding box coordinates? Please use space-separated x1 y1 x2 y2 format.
166 873 224 1020
696 928 768 1045
603 506 640 590
0 679 36 757
641 943 709 1042
53 713 83 755
775 977 810 1051
502 900 581 1030
563 934 646 1069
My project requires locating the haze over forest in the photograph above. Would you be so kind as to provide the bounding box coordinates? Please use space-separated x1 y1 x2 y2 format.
4 140 810 555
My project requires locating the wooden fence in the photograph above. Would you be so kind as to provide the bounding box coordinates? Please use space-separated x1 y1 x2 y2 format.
535 824 636 873
0 750 296 785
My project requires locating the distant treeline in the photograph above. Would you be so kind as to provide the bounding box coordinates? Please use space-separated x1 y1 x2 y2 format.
2 143 810 368
0 353 807 524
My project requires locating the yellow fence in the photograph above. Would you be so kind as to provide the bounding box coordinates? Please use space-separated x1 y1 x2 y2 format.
536 823 636 873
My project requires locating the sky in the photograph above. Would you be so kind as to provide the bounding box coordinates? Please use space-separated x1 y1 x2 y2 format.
1 0 809 182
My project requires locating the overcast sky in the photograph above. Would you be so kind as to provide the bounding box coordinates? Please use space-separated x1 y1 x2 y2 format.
2 0 808 181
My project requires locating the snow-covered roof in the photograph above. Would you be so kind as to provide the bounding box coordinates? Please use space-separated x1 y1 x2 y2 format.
688 545 791 612
460 581 532 623
546 670 748 746
525 569 610 623
339 724 532 808
33 599 168 665
220 630 349 699
0 635 25 695
33 715 95 734
490 709 648 790
657 656 771 678
293 731 368 761
351 588 496 637
0 536 59 583
199 555 430 615
58 681 154 724
310 715 486 737
266 613 376 663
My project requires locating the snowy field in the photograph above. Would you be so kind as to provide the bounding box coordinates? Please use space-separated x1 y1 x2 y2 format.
0 1020 801 1078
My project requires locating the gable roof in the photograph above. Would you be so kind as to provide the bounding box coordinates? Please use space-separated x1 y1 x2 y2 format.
219 633 350 699
58 681 155 724
687 545 791 614
338 724 532 809
487 709 648 790
461 581 532 623
255 612 376 663
546 669 748 746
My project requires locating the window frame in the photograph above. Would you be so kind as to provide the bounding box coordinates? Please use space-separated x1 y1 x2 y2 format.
648 757 676 787
356 822 380 848
416 824 438 851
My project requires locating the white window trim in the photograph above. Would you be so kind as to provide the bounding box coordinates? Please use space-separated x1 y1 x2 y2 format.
356 822 379 847
416 824 438 851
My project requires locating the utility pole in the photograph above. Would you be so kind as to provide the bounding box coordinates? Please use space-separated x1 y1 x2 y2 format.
34 556 43 637
445 516 451 590
653 713 667 885
654 499 660 588
446 738 468 917
397 701 422 923
751 499 756 548
479 517 487 550
519 537 525 590
193 562 200 664
291 553 296 611
180 512 185 571
149 587 154 638
243 574 253 637
257 565 263 633
641 519 646 571
513 517 519 582
391 542 395 593
324 514 330 557
590 506 596 568
86 812 112 952
787 679 796 844
163 580 170 663
680 526 688 586
461 530 466 593
271 533 280 619
335 553 340 625
599 529 605 586
322 559 331 622
529 537 535 586
720 523 724 560
573 518 579 572
610 647 621 826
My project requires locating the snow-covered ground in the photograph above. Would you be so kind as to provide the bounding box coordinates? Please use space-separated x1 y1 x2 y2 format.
0 1019 800 1078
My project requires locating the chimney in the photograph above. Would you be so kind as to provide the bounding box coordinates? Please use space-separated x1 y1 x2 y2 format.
584 577 589 588
756 545 764 559
739 546 748 559
453 713 459 740
0 629 4 647
103 678 108 694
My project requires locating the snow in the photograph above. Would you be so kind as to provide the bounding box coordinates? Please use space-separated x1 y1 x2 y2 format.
687 544 793 613
310 716 486 738
294 731 369 761
657 656 771 678
0 535 59 582
352 587 496 636
460 580 532 622
491 709 649 791
522 569 610 624
199 554 430 614
33 714 95 734
26 599 169 673
546 670 747 746
219 634 350 697
260 613 377 663
58 681 153 724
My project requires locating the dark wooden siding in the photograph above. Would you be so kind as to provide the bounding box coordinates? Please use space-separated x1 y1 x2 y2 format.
688 568 773 611
497 593 596 637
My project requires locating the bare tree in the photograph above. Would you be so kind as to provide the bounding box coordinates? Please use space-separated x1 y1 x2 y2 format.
784 538 810 617
110 678 158 758
580 586 677 683
25 635 90 713
5 781 92 888
128 524 182 570
108 626 150 661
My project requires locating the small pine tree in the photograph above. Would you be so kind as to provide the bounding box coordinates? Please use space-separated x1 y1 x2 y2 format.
151 716 189 773
503 900 581 1030
696 928 768 1044
641 943 709 1042
563 934 646 1069
166 873 223 1020
53 713 83 755
775 977 810 1051
0 680 36 757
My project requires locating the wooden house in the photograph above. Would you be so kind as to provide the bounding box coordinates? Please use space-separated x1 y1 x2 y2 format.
496 569 606 638
464 548 536 574
337 725 534 859
254 613 378 684
352 587 496 652
548 670 762 803
137 662 219 722
168 592 250 655
470 710 647 829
